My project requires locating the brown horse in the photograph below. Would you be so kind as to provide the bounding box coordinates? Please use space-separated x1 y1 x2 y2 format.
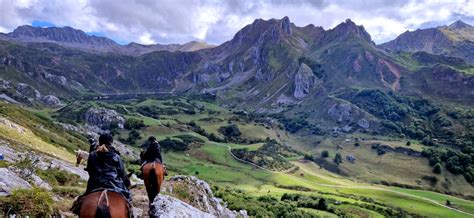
143 161 165 203
79 189 129 218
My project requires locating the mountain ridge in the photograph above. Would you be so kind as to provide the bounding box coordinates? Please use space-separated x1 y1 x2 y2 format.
0 25 215 55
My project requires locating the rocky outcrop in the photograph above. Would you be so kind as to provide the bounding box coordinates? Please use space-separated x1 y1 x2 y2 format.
0 168 32 196
85 107 125 129
15 83 41 100
152 175 248 218
327 103 353 122
293 63 315 99
151 195 214 218
40 95 62 107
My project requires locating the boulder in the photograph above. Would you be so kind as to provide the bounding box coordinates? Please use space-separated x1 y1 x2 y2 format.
151 195 214 218
41 95 62 107
293 63 315 99
15 83 41 100
85 107 125 129
0 168 32 196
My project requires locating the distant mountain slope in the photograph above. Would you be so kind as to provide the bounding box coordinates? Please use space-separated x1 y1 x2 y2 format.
380 20 474 64
0 25 214 55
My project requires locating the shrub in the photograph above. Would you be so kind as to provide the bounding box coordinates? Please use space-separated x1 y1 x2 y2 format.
433 163 442 174
0 187 54 216
406 141 411 146
218 124 241 138
354 142 360 147
124 117 145 130
334 153 342 165
37 168 81 186
321 150 329 158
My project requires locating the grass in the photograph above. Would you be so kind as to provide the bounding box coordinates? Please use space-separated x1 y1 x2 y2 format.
0 118 75 162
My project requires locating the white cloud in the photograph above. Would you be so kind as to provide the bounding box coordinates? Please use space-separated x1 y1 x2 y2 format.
138 32 155 45
0 0 472 45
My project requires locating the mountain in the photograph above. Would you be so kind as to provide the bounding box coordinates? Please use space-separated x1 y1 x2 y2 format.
380 20 474 64
0 25 214 55
0 17 473 140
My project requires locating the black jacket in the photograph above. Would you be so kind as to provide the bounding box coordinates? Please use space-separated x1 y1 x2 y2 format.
85 146 131 201
143 142 163 164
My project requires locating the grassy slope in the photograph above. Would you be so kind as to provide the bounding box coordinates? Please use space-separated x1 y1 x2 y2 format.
2 98 472 217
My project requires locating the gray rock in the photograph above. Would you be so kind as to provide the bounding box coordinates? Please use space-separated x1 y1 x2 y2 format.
327 103 352 122
15 83 41 100
0 168 32 196
161 175 248 218
293 63 315 99
151 195 214 218
85 107 125 129
41 95 62 107
357 119 370 129
44 73 67 85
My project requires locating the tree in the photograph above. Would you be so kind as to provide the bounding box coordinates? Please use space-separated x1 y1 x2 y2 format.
321 150 329 158
433 163 442 174
354 142 360 147
317 198 328 211
406 141 411 146
303 153 314 161
334 153 342 165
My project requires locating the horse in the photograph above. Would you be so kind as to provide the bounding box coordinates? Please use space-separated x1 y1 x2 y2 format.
79 189 129 218
75 149 89 166
142 161 165 203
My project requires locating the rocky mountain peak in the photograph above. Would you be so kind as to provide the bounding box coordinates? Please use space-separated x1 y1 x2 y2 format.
229 17 294 46
448 20 472 30
326 19 372 42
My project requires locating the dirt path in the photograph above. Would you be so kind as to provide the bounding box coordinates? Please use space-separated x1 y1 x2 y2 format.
217 143 474 217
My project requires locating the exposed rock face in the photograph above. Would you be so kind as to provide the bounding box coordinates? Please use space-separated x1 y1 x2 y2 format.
293 63 315 99
151 195 214 218
85 107 125 129
153 175 248 218
40 95 62 107
0 168 32 196
327 103 353 122
15 83 41 100
44 73 67 85
357 119 370 129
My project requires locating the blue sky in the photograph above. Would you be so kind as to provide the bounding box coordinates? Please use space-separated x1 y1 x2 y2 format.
1 0 473 45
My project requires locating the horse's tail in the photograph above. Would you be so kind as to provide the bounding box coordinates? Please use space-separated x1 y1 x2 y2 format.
149 166 158 201
95 204 111 218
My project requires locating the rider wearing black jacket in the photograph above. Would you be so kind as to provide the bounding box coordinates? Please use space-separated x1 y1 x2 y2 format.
85 133 131 202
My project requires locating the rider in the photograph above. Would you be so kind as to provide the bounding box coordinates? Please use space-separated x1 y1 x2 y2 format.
72 133 131 214
141 136 163 164
138 136 165 178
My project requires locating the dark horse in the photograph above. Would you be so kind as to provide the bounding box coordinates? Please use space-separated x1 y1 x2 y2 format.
143 161 165 203
79 189 129 218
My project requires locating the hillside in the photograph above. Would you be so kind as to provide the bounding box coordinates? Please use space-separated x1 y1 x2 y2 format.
0 97 473 217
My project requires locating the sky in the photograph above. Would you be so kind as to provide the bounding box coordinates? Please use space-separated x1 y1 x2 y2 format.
0 0 473 45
